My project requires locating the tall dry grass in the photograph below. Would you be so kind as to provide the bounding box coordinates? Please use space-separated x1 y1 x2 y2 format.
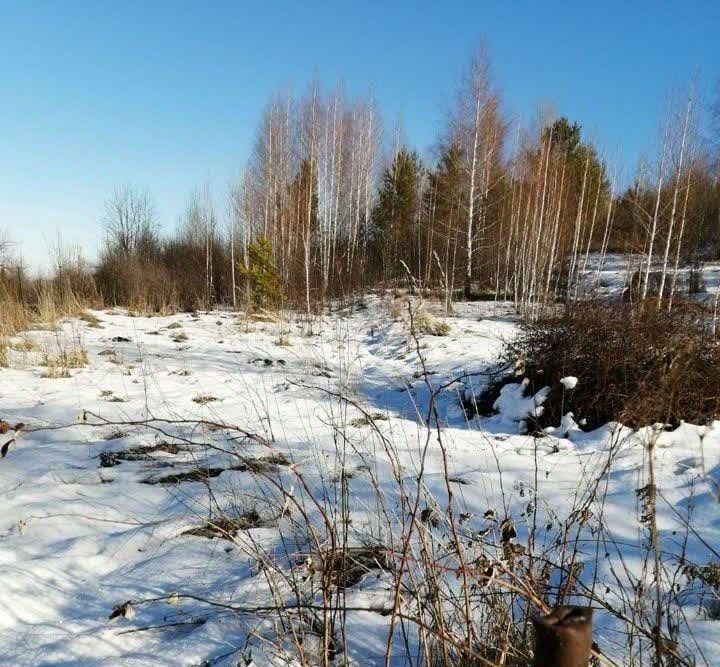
0 268 94 366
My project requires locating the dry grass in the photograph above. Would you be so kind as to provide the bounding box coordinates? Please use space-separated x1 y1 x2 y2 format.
0 293 33 335
10 336 41 353
0 274 94 366
79 311 103 328
413 306 451 336
183 509 271 539
0 267 98 370
0 290 33 366
114 402 700 666
390 297 451 336
0 290 34 367
41 348 89 378
192 394 219 405
85 309 712 667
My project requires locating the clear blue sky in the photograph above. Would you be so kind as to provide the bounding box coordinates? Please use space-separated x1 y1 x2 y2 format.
1 1 718 270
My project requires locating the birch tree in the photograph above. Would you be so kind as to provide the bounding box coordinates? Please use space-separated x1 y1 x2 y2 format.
658 86 695 306
452 47 505 298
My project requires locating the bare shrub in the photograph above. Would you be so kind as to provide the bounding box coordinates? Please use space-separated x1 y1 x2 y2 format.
95 256 178 314
78 337 710 667
625 269 662 301
506 300 720 429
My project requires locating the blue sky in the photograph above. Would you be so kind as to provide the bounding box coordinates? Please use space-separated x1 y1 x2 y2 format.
1 1 718 270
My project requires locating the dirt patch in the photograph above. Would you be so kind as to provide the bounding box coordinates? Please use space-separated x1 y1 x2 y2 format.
192 395 219 405
143 467 226 484
104 429 129 441
99 442 182 467
241 453 290 473
142 454 290 484
249 357 286 367
315 546 393 589
182 510 270 539
350 412 388 427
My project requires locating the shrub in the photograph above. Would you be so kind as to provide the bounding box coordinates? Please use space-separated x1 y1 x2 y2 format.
687 266 706 294
506 300 720 429
625 269 662 301
95 256 179 314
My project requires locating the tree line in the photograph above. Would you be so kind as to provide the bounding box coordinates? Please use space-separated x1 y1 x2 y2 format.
10 46 718 316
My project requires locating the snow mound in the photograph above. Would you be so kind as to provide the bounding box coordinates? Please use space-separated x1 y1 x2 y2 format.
560 375 578 390
493 378 550 424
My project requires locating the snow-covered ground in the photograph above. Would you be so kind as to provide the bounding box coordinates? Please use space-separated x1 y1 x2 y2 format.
1 297 718 665
578 253 720 303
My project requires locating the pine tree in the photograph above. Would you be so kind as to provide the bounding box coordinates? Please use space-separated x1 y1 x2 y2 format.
543 117 581 155
422 141 464 300
370 148 423 282
238 237 282 311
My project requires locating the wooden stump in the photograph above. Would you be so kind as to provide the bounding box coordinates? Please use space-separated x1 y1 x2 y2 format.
532 606 593 667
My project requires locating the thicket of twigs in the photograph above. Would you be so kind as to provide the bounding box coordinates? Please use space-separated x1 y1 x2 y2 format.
505 299 720 430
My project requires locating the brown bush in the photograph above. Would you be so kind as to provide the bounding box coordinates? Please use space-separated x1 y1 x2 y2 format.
95 237 236 313
95 256 179 313
506 300 720 429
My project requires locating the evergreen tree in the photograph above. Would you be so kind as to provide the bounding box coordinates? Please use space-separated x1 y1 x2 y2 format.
238 237 282 310
370 148 423 282
544 116 611 253
431 142 465 230
423 142 464 280
541 117 608 196
543 117 581 156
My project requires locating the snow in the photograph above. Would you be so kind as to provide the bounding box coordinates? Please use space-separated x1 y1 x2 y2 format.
576 252 720 305
560 375 578 390
543 411 582 441
0 297 718 665
489 378 550 432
